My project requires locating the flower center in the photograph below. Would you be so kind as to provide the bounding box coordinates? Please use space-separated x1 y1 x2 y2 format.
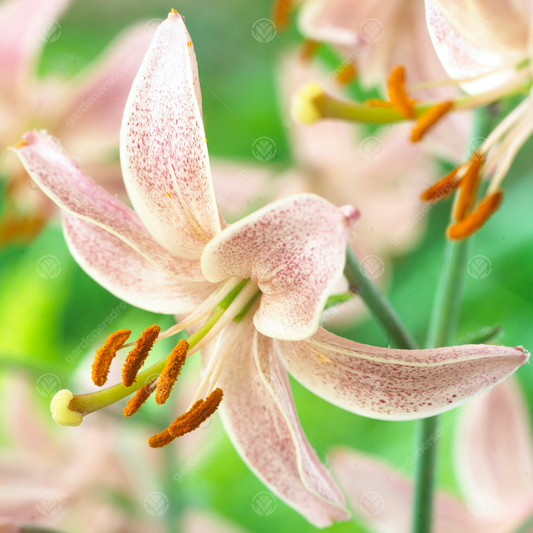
50 277 261 447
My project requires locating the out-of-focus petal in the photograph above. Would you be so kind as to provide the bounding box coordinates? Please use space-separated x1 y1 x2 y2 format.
455 379 533 519
181 509 250 533
216 325 350 527
63 213 215 314
276 327 528 420
0 0 71 102
54 24 151 161
331 448 487 533
12 130 204 281
120 11 221 260
425 0 526 94
201 194 358 341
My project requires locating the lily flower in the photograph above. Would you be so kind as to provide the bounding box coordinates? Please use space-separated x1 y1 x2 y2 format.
11 10 528 527
330 377 533 533
0 0 149 244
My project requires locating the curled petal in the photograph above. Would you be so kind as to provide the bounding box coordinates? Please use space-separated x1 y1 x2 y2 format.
425 0 526 94
455 378 533 518
12 131 203 280
63 214 215 314
331 448 485 533
276 327 528 420
120 11 222 260
215 325 350 527
201 194 359 341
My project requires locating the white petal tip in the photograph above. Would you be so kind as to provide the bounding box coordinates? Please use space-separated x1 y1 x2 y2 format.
292 82 324 124
50 390 83 427
168 8 181 18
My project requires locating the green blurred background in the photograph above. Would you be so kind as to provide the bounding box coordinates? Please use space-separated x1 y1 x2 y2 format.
1 0 533 532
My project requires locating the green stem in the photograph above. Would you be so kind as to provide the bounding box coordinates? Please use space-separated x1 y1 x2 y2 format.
344 247 417 349
411 240 471 533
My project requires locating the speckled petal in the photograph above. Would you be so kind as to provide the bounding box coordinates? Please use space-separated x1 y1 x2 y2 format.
12 130 204 281
455 379 533 518
276 327 528 420
331 448 486 533
425 0 527 94
201 194 359 341
215 324 350 527
63 213 215 314
120 11 222 260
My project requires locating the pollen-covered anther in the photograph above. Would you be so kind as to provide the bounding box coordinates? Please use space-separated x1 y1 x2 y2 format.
420 167 461 203
148 428 175 448
122 324 161 387
168 388 224 438
388 65 415 119
335 60 357 85
411 101 453 143
454 155 483 221
447 190 503 240
273 0 291 29
91 329 131 386
299 39 320 61
155 339 189 405
123 378 157 417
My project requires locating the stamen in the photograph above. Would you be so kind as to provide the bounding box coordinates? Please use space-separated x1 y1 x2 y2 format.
123 378 157 417
447 191 503 240
454 155 483 221
335 61 357 85
168 388 223 438
420 167 462 203
91 329 131 386
299 39 320 61
148 389 223 448
155 339 189 405
411 101 453 143
272 0 291 29
388 66 415 119
122 325 161 387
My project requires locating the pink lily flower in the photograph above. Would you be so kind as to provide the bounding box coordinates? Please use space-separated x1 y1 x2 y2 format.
0 0 150 243
331 378 533 533
11 10 528 527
